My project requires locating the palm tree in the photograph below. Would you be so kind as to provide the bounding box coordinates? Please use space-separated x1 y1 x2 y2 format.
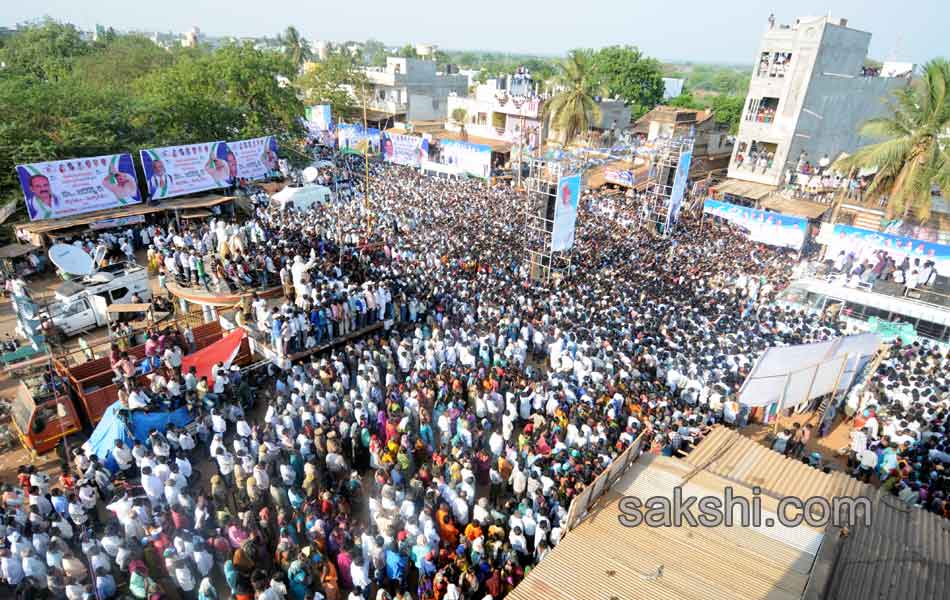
836 59 950 222
451 108 469 141
279 26 313 71
543 50 603 144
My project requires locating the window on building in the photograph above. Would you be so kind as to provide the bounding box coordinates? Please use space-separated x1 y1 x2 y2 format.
756 52 792 78
745 97 779 123
734 140 778 173
757 52 771 77
769 53 792 78
477 112 488 126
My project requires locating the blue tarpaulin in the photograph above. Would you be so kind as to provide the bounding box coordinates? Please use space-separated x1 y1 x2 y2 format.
84 401 192 473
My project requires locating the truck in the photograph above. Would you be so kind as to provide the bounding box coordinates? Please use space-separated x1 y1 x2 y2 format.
41 261 152 338
9 318 251 455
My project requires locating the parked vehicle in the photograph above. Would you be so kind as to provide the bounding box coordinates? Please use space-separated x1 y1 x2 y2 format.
42 262 151 337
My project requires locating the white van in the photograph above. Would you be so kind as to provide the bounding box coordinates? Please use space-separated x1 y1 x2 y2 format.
46 262 152 336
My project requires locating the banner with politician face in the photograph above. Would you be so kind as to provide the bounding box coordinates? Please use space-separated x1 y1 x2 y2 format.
229 136 279 181
552 174 581 251
140 141 233 200
16 153 141 221
381 133 426 168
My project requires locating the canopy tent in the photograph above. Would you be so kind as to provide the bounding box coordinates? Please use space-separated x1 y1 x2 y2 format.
84 401 192 472
271 185 331 211
738 333 881 410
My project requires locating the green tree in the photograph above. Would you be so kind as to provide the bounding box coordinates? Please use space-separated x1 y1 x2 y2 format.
0 27 310 214
71 35 174 92
710 94 745 134
397 44 418 59
543 50 603 143
836 59 950 221
296 53 368 121
278 25 312 71
589 45 665 118
667 89 704 110
0 20 90 81
362 39 388 67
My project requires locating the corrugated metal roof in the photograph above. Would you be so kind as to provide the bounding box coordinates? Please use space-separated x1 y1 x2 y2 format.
821 494 950 600
509 454 824 600
683 427 875 504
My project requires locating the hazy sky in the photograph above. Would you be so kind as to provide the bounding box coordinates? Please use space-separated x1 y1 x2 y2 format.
2 0 945 64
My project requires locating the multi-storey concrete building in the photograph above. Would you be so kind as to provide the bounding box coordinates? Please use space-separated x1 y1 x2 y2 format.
723 15 908 200
363 57 468 125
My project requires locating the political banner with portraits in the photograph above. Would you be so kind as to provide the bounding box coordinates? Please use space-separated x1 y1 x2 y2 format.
703 199 808 250
140 142 234 200
552 174 581 251
829 224 950 275
337 124 380 156
229 136 279 181
16 153 142 221
305 104 332 131
665 150 692 230
423 139 492 180
381 133 425 168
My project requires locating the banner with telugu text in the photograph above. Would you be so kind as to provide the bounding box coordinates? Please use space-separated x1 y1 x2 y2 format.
381 132 425 167
228 135 279 181
16 153 141 221
139 141 234 200
703 199 808 250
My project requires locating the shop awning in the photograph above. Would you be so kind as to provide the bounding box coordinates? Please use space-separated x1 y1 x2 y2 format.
0 244 41 259
713 178 776 201
15 194 234 236
181 209 213 219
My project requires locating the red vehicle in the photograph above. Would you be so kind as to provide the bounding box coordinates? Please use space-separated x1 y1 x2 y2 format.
11 320 250 455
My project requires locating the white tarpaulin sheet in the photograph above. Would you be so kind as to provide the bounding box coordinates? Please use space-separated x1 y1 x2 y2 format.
739 333 880 409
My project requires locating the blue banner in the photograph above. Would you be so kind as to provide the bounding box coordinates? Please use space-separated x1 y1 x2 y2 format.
703 199 808 249
552 174 581 251
423 139 492 179
666 150 692 230
305 104 332 131
337 124 380 155
229 135 279 181
830 224 950 275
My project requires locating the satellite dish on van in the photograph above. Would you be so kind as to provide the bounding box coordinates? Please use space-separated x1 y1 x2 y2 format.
49 244 95 276
91 245 107 268
302 166 319 184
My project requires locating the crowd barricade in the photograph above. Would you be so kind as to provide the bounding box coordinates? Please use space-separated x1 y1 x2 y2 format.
563 430 648 532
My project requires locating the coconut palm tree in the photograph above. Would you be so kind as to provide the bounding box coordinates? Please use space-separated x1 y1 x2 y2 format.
543 50 603 144
451 108 469 141
836 58 950 222
279 26 313 71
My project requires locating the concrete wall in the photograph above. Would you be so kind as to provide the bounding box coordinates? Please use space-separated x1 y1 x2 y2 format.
791 73 905 166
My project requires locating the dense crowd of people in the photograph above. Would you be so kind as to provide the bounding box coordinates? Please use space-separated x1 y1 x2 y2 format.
1 156 947 600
